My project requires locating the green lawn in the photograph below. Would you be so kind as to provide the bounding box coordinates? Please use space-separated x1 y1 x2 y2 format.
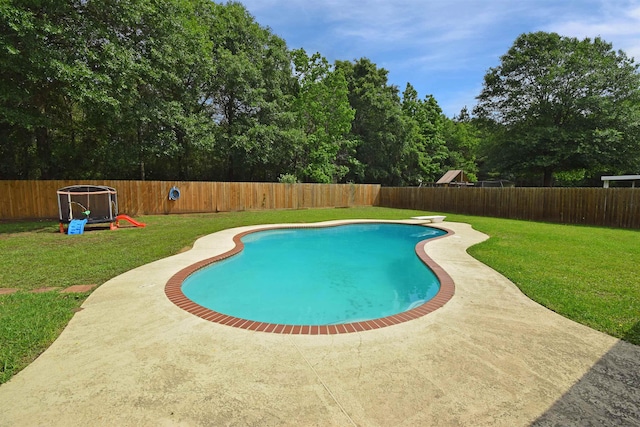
1 207 639 385
446 213 640 345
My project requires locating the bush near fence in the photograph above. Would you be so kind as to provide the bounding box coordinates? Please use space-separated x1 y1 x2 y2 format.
0 180 381 220
379 187 640 229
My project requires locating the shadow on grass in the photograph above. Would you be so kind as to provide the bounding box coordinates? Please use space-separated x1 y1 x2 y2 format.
531 321 640 426
0 220 56 234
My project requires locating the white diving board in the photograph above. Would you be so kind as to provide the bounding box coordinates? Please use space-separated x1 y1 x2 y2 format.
411 215 446 223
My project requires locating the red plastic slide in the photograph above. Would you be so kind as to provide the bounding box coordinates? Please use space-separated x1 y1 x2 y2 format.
115 214 146 228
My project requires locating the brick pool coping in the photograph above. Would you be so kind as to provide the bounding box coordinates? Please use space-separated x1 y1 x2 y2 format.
165 222 455 334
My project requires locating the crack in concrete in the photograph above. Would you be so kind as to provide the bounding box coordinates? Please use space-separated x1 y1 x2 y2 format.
287 336 357 427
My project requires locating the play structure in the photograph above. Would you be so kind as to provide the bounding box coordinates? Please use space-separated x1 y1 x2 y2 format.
57 185 146 234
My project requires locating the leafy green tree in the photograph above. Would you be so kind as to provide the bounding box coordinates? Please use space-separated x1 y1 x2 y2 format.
400 84 450 184
82 0 217 180
400 84 430 185
290 49 355 183
337 58 406 185
202 2 296 181
0 0 106 178
0 0 219 180
442 107 479 181
1 0 479 185
475 32 640 186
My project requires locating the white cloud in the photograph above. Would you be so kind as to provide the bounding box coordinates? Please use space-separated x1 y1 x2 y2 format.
543 2 640 60
240 0 640 116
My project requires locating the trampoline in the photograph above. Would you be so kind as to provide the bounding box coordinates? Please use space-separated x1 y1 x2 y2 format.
57 185 118 233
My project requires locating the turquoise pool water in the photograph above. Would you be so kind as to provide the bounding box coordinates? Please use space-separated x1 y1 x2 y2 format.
182 223 445 325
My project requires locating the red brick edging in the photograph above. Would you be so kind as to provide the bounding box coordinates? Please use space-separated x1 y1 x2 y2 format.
165 222 455 334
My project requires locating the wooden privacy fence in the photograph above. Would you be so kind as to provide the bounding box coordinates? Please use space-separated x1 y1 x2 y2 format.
4 180 638 228
380 187 640 229
0 180 381 220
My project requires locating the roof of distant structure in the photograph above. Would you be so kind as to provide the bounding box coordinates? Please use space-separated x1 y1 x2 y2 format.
436 170 467 184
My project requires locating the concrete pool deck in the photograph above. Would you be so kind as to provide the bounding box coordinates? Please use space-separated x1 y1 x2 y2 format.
0 220 638 426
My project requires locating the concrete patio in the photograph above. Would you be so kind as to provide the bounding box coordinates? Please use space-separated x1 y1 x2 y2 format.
0 220 638 426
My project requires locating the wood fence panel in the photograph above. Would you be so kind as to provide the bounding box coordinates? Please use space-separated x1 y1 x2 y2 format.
311 184 320 208
262 182 273 210
532 189 546 221
324 185 332 207
247 182 259 210
249 182 259 210
130 180 143 215
224 182 235 211
234 183 246 211
276 183 294 209
379 187 640 229
349 184 359 207
182 181 204 213
314 183 325 207
327 185 337 208
288 183 299 209
589 189 604 225
0 180 381 220
233 182 246 211
339 184 349 207
343 184 351 207
349 185 358 207
240 183 252 210
215 182 228 212
126 180 141 215
338 185 348 207
14 181 30 218
252 182 269 210
30 181 43 218
297 184 309 209
232 182 244 211
272 183 286 209
361 184 371 206
246 183 255 210
607 190 620 227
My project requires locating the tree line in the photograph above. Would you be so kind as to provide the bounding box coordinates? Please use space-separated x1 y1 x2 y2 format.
0 0 477 185
2 1 638 186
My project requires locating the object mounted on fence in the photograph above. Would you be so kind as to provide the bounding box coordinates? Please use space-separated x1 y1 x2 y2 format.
168 186 181 201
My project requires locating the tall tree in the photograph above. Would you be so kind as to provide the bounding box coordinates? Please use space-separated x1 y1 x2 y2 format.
337 58 405 185
203 2 295 181
400 84 449 184
290 49 355 183
442 107 479 181
1 0 474 185
0 0 219 180
0 0 103 178
82 0 217 180
474 32 640 186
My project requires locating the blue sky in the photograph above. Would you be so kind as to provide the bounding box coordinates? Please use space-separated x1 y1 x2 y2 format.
239 0 640 117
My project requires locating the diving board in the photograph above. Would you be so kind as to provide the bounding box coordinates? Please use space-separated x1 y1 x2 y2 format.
411 215 446 223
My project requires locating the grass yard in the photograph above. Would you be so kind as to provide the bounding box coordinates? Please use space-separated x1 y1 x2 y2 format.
1 207 639 385
447 213 640 346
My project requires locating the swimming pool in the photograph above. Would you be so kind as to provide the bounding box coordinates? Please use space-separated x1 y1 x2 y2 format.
165 221 455 334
